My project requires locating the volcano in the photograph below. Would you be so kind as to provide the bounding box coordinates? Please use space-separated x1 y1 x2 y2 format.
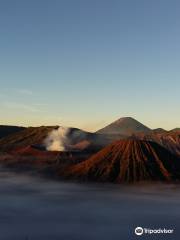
0 125 123 153
64 139 180 183
96 117 151 136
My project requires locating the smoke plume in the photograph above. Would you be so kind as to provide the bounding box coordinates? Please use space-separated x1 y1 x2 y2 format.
44 127 70 151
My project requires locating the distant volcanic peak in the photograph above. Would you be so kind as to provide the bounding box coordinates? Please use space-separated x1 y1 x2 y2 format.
153 128 167 134
65 139 180 183
170 128 180 133
96 117 151 136
114 116 139 123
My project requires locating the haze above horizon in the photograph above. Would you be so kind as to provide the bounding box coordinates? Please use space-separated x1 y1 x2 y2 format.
0 0 180 131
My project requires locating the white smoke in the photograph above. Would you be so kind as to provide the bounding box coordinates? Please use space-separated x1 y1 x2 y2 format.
44 127 70 151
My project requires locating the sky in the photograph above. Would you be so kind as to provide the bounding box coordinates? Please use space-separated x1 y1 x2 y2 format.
0 0 180 131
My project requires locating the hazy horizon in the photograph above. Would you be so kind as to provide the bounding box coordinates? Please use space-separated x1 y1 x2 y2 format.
0 0 180 131
0 115 179 133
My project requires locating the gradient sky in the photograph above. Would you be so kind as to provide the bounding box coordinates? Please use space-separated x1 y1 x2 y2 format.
0 0 180 131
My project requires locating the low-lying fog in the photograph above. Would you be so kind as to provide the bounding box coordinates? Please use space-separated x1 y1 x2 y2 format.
0 167 179 240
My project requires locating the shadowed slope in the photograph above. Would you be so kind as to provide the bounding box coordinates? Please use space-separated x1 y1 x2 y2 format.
64 139 180 183
0 125 25 139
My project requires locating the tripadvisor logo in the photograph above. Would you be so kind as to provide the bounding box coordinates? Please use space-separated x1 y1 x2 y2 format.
135 227 143 236
135 226 174 236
